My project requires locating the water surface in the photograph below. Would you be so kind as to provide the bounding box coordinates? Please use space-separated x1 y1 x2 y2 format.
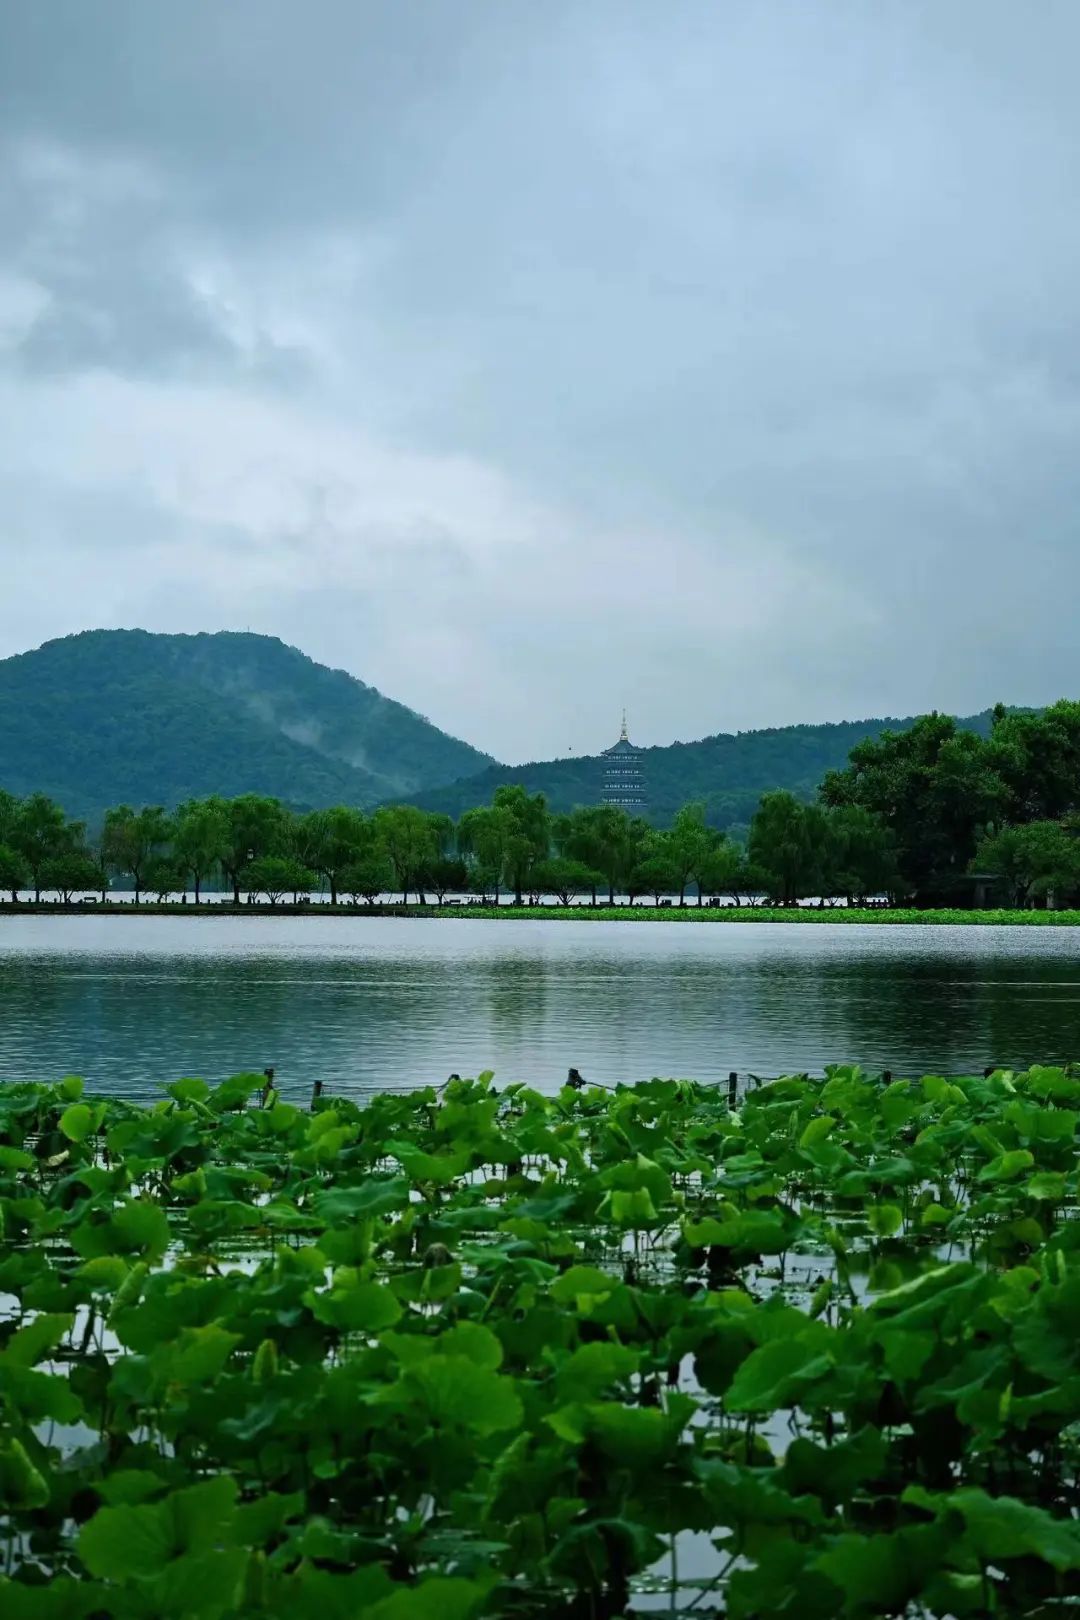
1 915 1079 1101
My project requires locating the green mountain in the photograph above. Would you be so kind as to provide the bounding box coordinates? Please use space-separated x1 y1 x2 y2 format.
0 629 493 823
402 710 1002 829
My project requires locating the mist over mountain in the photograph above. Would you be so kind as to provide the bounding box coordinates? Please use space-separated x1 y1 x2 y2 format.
0 627 1010 831
0 630 493 823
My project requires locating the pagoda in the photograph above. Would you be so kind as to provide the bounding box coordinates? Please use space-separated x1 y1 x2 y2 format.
600 712 647 811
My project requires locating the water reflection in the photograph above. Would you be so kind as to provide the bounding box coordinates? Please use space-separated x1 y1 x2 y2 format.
0 916 1079 1100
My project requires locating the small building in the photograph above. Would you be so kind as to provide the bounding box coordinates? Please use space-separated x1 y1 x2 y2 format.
601 713 647 812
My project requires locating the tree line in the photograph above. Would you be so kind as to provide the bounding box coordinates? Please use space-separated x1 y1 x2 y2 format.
5 700 1080 907
0 783 894 908
820 700 1080 906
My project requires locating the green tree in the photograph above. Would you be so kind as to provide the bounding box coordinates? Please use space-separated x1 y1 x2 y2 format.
218 795 288 905
341 847 394 905
424 855 469 904
463 856 503 903
101 805 171 905
372 806 442 904
0 843 28 901
975 820 1080 908
532 856 604 906
244 856 315 905
749 791 830 905
458 806 509 903
0 789 18 846
459 786 550 905
88 845 110 903
989 701 1080 824
172 798 229 902
12 794 83 903
662 802 720 905
41 851 105 903
628 842 680 905
298 806 369 905
821 805 899 904
697 841 764 907
821 713 1006 900
143 858 186 901
555 805 647 905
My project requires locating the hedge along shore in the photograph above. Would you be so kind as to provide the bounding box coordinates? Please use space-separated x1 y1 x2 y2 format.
2 900 1080 924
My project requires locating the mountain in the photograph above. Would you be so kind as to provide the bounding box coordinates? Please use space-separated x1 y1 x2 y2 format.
401 710 1002 829
0 630 493 823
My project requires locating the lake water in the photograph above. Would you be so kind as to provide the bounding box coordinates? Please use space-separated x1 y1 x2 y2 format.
3 915 1080 1102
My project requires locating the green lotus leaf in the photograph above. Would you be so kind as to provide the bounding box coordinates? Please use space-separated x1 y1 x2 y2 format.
1026 1170 1067 1200
812 1523 950 1612
585 1395 693 1465
152 1322 242 1384
437 1320 504 1369
780 1426 888 1505
232 1489 305 1546
799 1115 836 1149
0 1364 83 1423
726 1337 832 1413
391 1143 472 1185
905 1484 1080 1570
59 1102 99 1143
2 1310 73 1368
166 1077 210 1104
80 1474 239 1579
313 1176 411 1222
553 1341 639 1400
549 1264 616 1305
95 1468 168 1506
408 1356 523 1435
867 1203 903 1237
366 1575 492 1620
607 1186 659 1226
208 1072 264 1113
978 1148 1035 1182
305 1275 403 1333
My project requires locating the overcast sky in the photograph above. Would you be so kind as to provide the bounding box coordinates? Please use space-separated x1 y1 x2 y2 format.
2 3 1080 763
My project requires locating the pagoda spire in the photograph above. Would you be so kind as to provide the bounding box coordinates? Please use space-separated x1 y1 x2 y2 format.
600 711 647 810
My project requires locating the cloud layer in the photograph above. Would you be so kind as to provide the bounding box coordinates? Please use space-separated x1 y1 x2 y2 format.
3 2 1080 761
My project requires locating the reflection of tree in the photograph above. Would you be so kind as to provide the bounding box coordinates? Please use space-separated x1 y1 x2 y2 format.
3 930 1080 1104
486 956 548 1045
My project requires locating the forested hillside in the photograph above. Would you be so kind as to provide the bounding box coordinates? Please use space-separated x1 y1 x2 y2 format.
0 630 492 823
404 710 1000 827
0 626 1014 832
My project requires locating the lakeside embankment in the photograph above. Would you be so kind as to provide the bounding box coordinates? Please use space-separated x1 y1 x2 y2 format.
2 899 1079 923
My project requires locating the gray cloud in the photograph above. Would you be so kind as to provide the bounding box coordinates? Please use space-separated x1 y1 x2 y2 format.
2 1 1080 760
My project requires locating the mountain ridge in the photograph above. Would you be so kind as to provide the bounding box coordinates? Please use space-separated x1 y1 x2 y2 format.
398 708 1005 827
0 629 494 823
0 626 1017 830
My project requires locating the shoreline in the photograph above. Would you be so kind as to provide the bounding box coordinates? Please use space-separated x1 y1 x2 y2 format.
0 900 1078 924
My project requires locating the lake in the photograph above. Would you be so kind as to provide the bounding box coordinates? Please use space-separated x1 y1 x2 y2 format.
3 915 1080 1102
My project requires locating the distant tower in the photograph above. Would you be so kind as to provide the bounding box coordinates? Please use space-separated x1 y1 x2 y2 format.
600 711 647 811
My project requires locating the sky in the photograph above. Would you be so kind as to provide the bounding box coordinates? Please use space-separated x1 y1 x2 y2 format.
2 2 1080 764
